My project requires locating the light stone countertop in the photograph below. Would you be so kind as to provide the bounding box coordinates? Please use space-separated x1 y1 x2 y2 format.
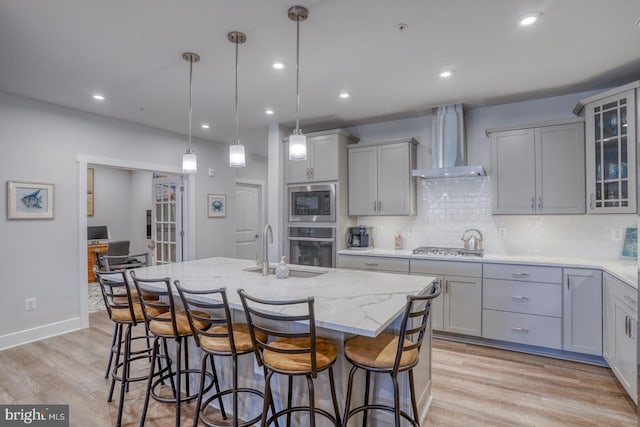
338 248 638 289
131 257 437 337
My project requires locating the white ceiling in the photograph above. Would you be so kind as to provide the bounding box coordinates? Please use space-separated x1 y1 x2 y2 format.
1 0 639 156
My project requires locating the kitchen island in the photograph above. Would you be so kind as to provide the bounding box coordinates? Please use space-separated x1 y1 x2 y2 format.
132 257 438 425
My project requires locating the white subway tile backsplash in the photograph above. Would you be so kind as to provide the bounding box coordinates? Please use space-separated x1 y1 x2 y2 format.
356 176 634 259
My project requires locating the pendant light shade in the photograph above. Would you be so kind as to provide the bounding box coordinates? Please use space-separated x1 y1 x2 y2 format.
228 31 247 168
288 6 308 161
182 52 200 174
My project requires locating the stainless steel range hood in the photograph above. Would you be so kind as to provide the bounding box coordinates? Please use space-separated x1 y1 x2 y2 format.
412 103 486 179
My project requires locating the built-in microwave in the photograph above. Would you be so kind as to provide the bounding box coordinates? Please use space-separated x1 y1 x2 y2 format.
288 183 336 222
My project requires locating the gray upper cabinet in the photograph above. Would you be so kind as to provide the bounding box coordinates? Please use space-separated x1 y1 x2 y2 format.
583 88 637 213
348 138 418 216
489 121 585 214
284 129 358 184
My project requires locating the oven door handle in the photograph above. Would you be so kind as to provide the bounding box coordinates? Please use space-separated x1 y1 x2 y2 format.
287 237 335 242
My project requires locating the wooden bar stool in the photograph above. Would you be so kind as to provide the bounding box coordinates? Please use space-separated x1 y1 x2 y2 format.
238 288 341 427
175 282 277 427
130 271 214 427
94 269 167 427
342 282 441 427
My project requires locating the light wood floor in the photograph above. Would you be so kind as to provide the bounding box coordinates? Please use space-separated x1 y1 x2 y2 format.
0 312 636 426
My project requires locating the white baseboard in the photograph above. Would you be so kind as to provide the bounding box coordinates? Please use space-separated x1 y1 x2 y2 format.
0 317 84 351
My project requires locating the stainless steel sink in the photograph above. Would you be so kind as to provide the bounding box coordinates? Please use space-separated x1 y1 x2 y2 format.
243 266 326 278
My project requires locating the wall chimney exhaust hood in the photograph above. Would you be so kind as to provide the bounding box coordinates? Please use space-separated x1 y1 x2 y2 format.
412 103 486 179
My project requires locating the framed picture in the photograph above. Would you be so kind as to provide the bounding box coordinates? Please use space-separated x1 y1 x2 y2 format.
7 181 55 219
87 167 94 217
621 227 637 259
208 194 226 218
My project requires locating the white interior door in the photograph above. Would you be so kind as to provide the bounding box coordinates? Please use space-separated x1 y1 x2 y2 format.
235 181 262 261
152 175 183 264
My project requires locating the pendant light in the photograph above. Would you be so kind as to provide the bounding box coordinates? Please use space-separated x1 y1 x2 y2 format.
228 31 247 167
182 52 200 174
288 5 309 161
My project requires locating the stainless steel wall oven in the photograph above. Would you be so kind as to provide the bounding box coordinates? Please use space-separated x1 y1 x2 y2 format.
287 226 335 268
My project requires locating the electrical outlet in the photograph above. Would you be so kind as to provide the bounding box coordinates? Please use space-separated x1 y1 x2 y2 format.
498 227 507 238
25 297 37 311
208 168 216 177
611 228 623 241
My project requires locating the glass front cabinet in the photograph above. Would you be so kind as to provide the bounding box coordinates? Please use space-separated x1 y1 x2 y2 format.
584 86 637 213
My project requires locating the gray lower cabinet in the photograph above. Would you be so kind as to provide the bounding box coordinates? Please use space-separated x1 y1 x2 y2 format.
563 268 602 356
603 272 637 404
482 264 563 349
337 254 409 274
410 259 482 337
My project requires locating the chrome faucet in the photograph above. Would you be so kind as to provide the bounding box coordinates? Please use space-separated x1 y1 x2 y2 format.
262 224 273 276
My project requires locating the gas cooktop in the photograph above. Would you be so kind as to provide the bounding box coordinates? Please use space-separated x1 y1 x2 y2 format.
412 246 484 257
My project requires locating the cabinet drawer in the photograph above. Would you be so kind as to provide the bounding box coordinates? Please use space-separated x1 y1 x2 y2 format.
483 279 561 317
483 263 562 283
482 309 561 349
410 259 482 277
605 273 637 313
337 255 409 273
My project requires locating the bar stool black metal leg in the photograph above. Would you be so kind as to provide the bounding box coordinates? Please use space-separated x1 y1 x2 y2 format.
183 336 190 397
392 375 400 427
162 338 176 394
286 377 293 427
342 365 357 427
408 369 419 425
362 370 370 427
209 354 227 419
105 323 118 378
109 324 124 402
306 374 315 427
192 354 207 427
116 325 132 427
264 366 279 427
262 370 274 426
328 367 340 426
140 336 159 427
175 337 182 426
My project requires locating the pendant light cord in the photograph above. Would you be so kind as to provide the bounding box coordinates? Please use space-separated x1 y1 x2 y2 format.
295 16 300 133
235 39 239 145
188 56 194 152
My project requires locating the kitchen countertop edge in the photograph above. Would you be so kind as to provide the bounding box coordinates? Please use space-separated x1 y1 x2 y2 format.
338 249 638 289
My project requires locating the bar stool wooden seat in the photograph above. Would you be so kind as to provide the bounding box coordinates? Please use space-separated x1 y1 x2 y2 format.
238 288 341 427
342 282 441 427
94 269 168 427
175 282 278 427
130 271 214 427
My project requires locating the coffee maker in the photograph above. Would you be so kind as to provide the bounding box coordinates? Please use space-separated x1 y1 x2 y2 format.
348 226 373 249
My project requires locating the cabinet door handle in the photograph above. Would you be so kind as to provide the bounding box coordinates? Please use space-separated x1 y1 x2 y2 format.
511 327 529 333
625 316 630 337
511 296 529 301
624 295 637 305
567 275 570 290
378 201 382 212
310 167 314 179
589 193 595 210
512 272 530 277
445 280 449 294
531 197 535 211
373 201 377 212
306 168 310 180
364 262 378 266
538 196 543 210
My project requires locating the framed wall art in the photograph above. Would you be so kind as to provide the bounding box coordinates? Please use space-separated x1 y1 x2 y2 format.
7 181 55 219
208 194 226 218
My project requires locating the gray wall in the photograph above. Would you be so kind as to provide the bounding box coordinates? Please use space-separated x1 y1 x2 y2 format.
0 91 267 348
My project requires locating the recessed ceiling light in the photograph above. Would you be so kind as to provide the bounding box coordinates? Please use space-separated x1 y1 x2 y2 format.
519 13 540 26
201 123 210 129
265 109 274 115
272 62 285 70
92 94 105 101
440 70 453 78
396 23 408 32
339 92 350 99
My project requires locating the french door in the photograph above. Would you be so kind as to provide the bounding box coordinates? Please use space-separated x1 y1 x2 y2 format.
152 175 184 264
